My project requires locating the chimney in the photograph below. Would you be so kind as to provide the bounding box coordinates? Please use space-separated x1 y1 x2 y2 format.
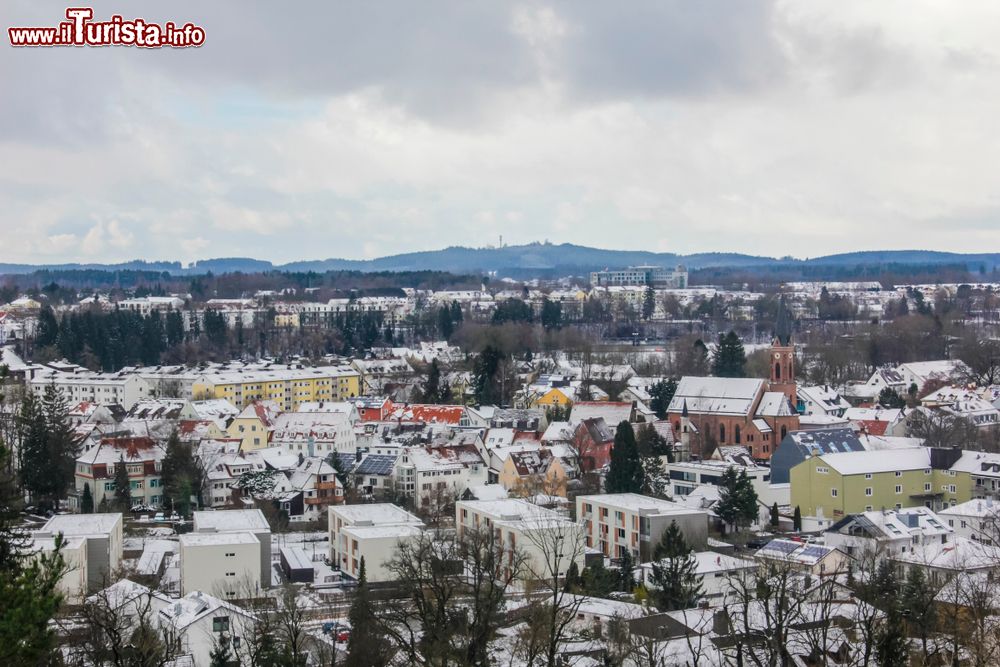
712 610 730 636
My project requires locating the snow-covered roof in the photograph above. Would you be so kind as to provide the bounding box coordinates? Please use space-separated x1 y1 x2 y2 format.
755 392 795 417
578 493 705 517
332 503 423 526
816 447 930 475
893 535 1000 570
42 512 121 536
158 591 254 630
341 523 424 540
180 532 260 547
192 509 270 533
668 377 765 417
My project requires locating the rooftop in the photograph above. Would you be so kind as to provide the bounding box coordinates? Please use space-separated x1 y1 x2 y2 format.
192 509 270 533
42 512 121 536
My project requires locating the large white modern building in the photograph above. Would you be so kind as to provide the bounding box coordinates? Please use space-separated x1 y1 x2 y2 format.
328 503 425 582
576 493 709 562
191 509 272 587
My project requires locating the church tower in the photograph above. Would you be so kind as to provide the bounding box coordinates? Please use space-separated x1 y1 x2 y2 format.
770 297 797 406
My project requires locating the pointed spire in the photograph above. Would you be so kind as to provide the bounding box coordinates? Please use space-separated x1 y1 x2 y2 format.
774 296 793 346
682 399 689 418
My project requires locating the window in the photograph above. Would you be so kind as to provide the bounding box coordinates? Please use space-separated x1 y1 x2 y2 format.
816 467 829 474
865 488 873 496
213 616 230 632
831 488 838 497
895 485 902 494
949 485 957 494
865 473 873 480
865 505 873 511
895 471 902 478
225 552 235 557
924 483 931 492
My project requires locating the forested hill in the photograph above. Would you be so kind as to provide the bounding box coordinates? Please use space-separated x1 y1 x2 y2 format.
2 244 999 278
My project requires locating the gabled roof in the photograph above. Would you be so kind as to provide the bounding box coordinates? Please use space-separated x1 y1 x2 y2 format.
570 401 635 426
667 377 765 417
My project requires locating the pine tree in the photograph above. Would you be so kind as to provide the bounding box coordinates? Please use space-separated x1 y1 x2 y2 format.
161 430 201 516
0 443 69 664
114 454 132 512
793 505 802 531
648 378 677 420
564 561 581 592
642 286 656 321
209 634 233 667
712 331 747 378
17 392 50 508
42 384 77 504
421 359 446 404
716 468 758 534
617 549 635 592
649 521 703 611
346 557 389 667
871 562 908 667
901 565 937 658
770 502 779 528
81 483 94 514
877 387 907 409
605 422 644 493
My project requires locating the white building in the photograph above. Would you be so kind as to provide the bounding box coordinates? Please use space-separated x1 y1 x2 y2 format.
328 503 425 582
28 369 152 409
179 532 261 598
576 493 709 562
40 512 123 594
455 498 585 580
823 507 953 558
157 590 257 665
28 533 89 603
638 551 756 598
939 499 1000 545
191 510 272 587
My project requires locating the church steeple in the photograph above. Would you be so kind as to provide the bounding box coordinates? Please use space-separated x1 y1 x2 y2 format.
770 297 796 405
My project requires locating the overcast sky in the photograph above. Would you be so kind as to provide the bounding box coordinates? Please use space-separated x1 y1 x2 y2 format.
3 1 1000 265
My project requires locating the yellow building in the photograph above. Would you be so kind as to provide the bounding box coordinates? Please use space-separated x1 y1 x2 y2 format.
227 401 281 451
534 387 575 411
790 448 971 524
273 312 300 328
192 366 361 411
500 448 574 498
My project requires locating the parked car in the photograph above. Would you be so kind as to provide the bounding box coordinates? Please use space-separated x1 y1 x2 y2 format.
153 512 165 522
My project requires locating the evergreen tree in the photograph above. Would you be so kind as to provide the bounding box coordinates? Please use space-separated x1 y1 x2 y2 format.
564 561 581 592
437 305 455 340
580 560 618 598
605 422 644 494
472 345 503 405
540 297 562 330
877 387 907 409
160 430 201 516
769 502 779 528
346 557 389 667
114 454 132 512
617 549 635 592
642 286 656 321
649 521 703 611
648 378 677 420
712 331 747 378
715 468 758 534
640 455 667 498
420 359 449 404
42 384 77 502
0 443 69 664
792 505 802 531
17 392 51 507
901 565 937 658
81 483 94 514
871 562 908 667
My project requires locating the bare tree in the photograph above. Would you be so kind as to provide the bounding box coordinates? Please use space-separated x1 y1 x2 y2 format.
520 516 587 667
73 583 181 667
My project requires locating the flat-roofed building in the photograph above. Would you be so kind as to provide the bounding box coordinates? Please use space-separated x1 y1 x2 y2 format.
192 509 272 587
575 493 709 562
179 532 261 598
41 512 123 593
328 503 425 582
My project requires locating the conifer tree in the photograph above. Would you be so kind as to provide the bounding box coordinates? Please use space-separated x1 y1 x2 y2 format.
712 331 747 378
770 502 779 527
649 521 703 611
161 430 201 516
648 378 677 420
605 422 644 494
642 286 656 321
715 468 758 534
346 557 389 667
617 549 635 592
81 483 94 514
793 505 802 531
114 454 132 512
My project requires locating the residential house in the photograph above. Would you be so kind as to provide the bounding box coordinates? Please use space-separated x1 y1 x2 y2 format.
74 437 167 511
754 539 848 576
823 507 954 558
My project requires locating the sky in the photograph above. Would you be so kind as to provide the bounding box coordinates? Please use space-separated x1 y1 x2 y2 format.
3 1 1000 265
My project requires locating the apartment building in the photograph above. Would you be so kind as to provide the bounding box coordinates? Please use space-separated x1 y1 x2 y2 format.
576 493 708 562
179 532 261 597
328 503 425 582
790 448 971 529
191 509 272 587
455 498 585 580
40 512 123 594
191 365 361 411
28 369 152 409
74 437 167 510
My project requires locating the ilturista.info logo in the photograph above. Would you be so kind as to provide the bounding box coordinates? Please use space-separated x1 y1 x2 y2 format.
9 7 205 48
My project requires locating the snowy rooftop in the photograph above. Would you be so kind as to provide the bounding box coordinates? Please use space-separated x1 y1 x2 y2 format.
42 512 121 536
192 509 270 533
577 493 705 516
341 524 425 540
815 447 930 475
668 377 765 417
180 532 260 547
332 503 423 526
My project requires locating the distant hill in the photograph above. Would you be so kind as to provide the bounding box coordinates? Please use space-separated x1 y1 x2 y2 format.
1 243 998 278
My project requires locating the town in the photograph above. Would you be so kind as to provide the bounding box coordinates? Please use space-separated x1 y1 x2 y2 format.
3 260 1000 666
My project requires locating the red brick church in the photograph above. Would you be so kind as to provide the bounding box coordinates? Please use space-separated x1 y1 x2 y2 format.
666 305 799 460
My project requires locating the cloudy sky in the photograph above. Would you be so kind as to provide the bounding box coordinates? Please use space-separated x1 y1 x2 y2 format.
3 1 1000 265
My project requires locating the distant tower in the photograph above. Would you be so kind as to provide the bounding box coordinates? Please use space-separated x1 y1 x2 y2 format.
770 297 796 406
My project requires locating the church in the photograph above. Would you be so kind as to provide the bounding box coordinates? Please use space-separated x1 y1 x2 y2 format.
665 304 800 461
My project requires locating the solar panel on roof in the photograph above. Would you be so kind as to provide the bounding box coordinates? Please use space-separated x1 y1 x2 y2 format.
765 541 799 555
800 546 829 558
